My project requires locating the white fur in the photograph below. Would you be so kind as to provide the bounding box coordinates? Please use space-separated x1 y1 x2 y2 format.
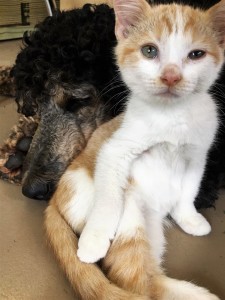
62 169 94 233
161 277 220 300
113 188 146 239
77 1 222 265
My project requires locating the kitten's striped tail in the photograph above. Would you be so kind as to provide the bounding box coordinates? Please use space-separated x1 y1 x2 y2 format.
44 203 147 300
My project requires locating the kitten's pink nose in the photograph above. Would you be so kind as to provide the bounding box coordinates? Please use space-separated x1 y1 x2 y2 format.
160 64 182 87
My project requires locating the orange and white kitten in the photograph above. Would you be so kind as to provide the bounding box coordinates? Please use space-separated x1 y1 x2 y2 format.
77 0 224 264
44 0 224 299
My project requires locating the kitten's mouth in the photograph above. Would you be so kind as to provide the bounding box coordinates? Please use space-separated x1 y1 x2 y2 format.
154 89 179 98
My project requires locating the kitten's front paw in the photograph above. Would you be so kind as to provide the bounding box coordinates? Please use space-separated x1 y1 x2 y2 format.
175 213 211 236
77 231 111 263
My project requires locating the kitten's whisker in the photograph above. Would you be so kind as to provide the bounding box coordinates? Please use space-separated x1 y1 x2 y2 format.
98 73 122 96
111 95 128 114
100 91 128 113
99 77 122 94
98 84 128 105
98 81 126 99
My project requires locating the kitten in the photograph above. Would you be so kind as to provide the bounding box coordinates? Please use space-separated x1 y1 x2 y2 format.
77 0 224 265
44 0 224 298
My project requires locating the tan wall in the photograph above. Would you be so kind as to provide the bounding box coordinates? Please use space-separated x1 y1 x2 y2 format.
60 0 112 10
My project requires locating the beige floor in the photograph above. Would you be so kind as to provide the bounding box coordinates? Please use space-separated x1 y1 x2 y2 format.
0 40 225 300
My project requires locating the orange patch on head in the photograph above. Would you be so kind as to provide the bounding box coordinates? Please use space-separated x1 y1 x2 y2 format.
117 46 138 65
160 14 173 35
150 5 175 39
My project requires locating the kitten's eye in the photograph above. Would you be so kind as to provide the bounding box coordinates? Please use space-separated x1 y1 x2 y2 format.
141 45 158 59
188 50 206 60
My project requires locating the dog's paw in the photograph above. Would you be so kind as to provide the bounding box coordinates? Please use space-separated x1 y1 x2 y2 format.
77 231 110 263
176 213 211 236
4 151 25 170
0 154 23 184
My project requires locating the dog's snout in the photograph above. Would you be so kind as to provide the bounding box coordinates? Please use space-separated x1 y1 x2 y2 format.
22 179 52 200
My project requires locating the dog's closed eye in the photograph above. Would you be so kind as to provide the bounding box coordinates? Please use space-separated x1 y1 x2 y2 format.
65 96 93 112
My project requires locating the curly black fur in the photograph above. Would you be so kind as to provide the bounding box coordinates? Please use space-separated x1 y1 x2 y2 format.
7 1 225 206
195 65 225 209
12 4 128 117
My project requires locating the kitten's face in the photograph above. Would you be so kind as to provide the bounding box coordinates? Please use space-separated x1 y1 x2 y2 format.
115 2 225 103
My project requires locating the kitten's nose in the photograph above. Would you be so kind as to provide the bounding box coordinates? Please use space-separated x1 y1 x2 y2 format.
160 64 182 87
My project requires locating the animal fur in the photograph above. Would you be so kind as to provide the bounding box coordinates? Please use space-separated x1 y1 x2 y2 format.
44 2 224 297
0 4 128 199
0 1 224 207
76 0 225 265
45 115 220 300
0 115 38 184
0 66 15 97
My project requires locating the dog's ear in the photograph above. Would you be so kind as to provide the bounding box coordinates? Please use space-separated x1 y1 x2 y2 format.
113 0 150 40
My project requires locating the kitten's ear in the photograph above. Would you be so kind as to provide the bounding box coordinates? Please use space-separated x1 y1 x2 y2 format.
208 0 225 47
113 0 150 40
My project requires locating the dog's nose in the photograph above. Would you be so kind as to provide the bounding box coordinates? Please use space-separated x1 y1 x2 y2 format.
22 180 52 200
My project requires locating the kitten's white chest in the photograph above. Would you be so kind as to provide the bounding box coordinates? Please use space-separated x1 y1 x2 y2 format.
131 142 187 214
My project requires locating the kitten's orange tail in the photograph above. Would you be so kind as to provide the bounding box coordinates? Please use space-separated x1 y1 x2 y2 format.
45 202 220 300
44 203 147 300
104 234 220 300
